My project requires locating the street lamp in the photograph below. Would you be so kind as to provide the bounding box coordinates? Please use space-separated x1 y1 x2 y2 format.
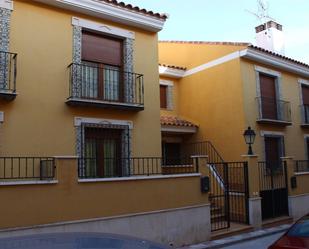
243 126 256 155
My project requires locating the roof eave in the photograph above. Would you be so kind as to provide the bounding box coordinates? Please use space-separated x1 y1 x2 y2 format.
33 0 166 32
241 48 309 78
159 66 186 79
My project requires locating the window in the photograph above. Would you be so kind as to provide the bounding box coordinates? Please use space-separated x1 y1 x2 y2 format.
259 73 278 120
160 85 167 109
83 127 123 178
301 84 309 123
81 31 123 102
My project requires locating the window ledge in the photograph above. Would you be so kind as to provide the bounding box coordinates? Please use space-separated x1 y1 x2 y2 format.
66 98 144 111
257 119 292 126
301 124 309 128
295 172 309 176
0 180 58 186
78 173 201 183
0 90 17 101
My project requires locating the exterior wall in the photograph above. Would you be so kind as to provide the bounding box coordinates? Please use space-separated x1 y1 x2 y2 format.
241 59 309 161
175 59 247 161
0 158 210 246
159 42 247 69
0 0 161 157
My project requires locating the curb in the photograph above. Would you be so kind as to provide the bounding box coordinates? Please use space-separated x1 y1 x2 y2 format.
179 224 291 249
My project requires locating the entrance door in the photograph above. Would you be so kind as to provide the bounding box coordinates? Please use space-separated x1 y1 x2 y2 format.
84 127 122 178
259 136 288 220
260 74 278 120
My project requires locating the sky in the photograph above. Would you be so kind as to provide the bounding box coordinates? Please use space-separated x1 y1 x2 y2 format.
122 0 309 64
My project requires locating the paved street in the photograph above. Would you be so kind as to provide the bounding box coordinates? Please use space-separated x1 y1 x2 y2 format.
220 232 284 249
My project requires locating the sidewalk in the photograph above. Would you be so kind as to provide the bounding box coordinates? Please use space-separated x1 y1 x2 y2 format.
179 224 291 249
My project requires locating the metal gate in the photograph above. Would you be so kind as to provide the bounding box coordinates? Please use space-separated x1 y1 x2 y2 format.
258 161 289 220
209 162 249 231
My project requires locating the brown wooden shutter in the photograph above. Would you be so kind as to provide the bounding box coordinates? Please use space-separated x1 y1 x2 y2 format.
82 31 123 66
160 85 167 109
302 85 309 105
260 74 277 119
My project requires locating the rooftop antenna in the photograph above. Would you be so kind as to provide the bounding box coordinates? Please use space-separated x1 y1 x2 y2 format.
246 0 275 25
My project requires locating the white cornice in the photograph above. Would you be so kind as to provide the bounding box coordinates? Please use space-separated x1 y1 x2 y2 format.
33 0 166 32
159 66 185 79
0 0 13 10
242 48 309 78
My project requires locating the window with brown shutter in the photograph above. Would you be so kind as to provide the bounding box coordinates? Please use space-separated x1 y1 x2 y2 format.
81 31 123 102
302 85 309 123
160 85 167 109
260 73 278 119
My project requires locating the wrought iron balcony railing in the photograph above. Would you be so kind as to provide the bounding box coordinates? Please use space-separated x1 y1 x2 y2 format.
300 104 309 125
78 157 197 179
67 63 144 110
295 160 309 173
0 157 55 181
256 97 291 124
0 51 17 100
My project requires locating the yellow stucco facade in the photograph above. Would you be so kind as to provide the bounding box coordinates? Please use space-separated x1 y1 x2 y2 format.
0 0 162 157
159 41 309 162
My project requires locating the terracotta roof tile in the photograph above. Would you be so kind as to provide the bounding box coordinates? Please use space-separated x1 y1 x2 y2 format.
98 0 168 20
159 63 187 71
248 45 309 69
161 116 198 127
159 40 250 46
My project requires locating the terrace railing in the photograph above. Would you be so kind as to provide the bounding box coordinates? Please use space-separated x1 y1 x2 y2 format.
0 157 55 181
78 157 197 179
295 160 309 173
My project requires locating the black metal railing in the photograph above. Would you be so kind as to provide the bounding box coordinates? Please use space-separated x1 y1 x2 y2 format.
0 157 55 180
0 51 17 92
256 97 291 122
181 141 224 164
68 63 144 106
295 160 309 173
300 105 309 124
78 157 197 179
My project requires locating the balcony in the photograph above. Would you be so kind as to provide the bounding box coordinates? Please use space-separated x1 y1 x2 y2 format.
256 97 292 126
300 105 309 128
0 51 17 101
66 63 144 111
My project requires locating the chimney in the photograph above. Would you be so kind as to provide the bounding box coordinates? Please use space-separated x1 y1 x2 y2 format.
255 20 285 55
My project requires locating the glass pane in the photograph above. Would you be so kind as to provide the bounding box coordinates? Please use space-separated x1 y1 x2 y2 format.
103 139 116 177
104 65 120 101
81 61 98 99
85 138 97 177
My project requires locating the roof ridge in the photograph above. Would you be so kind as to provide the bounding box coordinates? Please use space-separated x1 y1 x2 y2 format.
98 0 168 20
159 40 250 46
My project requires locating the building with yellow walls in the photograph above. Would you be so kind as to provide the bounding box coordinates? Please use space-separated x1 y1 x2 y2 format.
0 0 212 246
158 23 309 163
158 21 309 228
